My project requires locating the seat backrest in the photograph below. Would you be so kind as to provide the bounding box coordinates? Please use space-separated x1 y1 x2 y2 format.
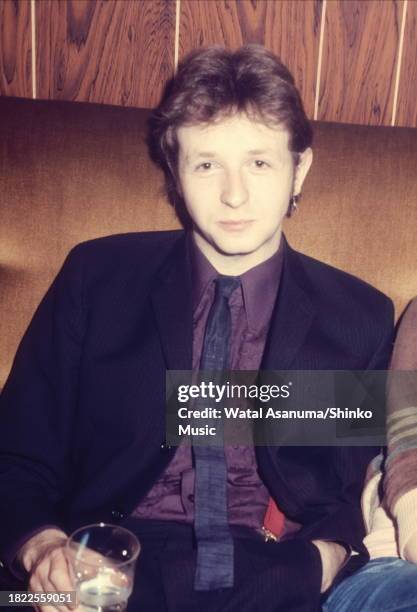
1 96 416 386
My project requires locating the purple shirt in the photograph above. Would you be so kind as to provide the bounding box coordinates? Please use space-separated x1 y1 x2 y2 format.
133 236 284 529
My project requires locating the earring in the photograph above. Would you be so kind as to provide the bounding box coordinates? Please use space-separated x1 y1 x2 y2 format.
286 194 300 218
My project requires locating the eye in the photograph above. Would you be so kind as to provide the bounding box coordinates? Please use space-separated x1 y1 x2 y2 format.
196 162 214 171
253 160 269 169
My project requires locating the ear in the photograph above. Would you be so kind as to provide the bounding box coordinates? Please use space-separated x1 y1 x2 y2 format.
293 147 313 196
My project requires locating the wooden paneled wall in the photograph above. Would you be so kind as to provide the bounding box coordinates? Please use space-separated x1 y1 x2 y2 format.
0 0 416 127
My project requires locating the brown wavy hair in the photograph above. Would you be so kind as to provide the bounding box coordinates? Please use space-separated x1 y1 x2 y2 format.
147 44 312 223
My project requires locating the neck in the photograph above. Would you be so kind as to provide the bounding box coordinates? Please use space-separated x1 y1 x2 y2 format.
192 230 282 275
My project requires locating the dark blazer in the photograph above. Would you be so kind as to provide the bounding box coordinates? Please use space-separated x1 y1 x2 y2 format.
0 230 394 568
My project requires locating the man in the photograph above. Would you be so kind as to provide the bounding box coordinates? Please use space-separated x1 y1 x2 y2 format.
0 45 394 611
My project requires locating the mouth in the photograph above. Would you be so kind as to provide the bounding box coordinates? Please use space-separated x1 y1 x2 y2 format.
217 220 255 231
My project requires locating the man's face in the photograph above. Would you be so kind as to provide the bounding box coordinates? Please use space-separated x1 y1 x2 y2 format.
177 113 312 273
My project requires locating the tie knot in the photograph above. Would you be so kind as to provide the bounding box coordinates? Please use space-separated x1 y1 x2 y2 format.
216 275 241 300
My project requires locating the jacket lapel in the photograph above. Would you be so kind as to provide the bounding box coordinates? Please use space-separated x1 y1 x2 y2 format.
150 234 193 371
256 241 318 515
262 240 316 370
150 235 316 371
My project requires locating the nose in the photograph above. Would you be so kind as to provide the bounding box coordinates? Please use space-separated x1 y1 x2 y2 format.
220 170 249 208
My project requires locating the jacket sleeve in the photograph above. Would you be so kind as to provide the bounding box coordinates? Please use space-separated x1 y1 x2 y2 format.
259 297 395 555
383 297 417 556
325 298 395 554
0 245 87 570
306 297 394 553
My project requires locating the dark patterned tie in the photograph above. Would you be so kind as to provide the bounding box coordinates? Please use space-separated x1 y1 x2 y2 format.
193 275 241 591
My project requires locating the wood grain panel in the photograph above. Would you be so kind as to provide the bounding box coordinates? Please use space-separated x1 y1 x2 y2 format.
396 1 417 127
0 0 32 97
36 0 175 108
319 0 402 126
179 0 322 118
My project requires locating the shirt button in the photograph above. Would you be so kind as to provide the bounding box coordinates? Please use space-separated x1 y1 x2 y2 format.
111 509 126 520
160 442 172 453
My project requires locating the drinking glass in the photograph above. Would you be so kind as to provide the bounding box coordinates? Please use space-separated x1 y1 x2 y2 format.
66 522 140 612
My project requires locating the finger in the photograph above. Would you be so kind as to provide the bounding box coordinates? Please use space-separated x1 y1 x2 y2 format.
46 549 76 611
28 579 42 612
29 591 72 612
29 572 44 594
30 554 55 590
30 563 73 612
48 548 75 590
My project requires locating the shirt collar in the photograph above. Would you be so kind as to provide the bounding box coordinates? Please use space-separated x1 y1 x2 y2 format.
190 233 218 309
190 232 284 333
240 239 284 333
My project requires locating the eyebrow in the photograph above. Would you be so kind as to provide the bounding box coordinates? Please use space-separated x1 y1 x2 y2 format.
191 148 275 158
192 152 216 158
247 149 274 155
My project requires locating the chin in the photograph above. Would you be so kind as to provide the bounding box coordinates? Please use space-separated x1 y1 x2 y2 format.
212 235 263 256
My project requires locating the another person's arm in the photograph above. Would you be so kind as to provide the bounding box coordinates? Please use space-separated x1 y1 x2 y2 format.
384 298 417 561
312 540 349 592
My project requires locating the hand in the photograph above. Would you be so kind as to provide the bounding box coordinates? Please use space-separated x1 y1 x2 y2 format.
18 528 77 612
403 531 417 564
312 540 349 593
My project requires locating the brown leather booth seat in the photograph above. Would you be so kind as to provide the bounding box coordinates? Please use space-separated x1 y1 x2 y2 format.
1 96 417 388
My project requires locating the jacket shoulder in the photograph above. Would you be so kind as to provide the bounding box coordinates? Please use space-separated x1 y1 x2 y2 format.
55 230 185 296
70 230 184 260
64 230 183 274
298 250 392 310
293 250 394 344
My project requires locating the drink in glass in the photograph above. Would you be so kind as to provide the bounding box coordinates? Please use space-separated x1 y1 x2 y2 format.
66 522 140 612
